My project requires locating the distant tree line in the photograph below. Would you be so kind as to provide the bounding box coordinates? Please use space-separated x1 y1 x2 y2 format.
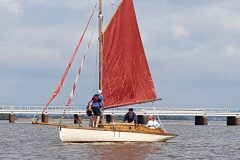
0 114 9 120
159 116 189 120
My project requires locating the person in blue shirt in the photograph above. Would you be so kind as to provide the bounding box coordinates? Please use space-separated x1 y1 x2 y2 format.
123 108 137 123
92 90 104 127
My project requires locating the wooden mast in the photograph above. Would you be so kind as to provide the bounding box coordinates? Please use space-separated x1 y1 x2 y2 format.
99 0 103 91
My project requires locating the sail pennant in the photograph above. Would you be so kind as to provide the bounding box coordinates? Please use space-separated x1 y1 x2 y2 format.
102 0 157 108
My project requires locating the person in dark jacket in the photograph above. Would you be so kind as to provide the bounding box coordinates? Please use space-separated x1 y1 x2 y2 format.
92 90 104 127
86 100 94 127
123 108 137 123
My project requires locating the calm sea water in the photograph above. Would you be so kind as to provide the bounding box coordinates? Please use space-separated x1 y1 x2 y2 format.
0 120 239 160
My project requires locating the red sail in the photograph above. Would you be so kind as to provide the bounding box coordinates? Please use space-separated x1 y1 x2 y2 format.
102 0 157 108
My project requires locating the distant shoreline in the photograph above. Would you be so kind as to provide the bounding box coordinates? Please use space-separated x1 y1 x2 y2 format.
15 118 89 121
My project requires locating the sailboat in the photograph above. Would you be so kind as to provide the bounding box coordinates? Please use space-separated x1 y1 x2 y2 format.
33 0 177 142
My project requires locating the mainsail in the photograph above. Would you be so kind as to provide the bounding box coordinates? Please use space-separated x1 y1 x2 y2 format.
102 0 157 108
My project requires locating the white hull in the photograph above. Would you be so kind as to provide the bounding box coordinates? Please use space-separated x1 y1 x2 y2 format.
59 127 176 143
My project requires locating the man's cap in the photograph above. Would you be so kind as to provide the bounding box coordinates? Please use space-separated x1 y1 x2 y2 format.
128 108 133 111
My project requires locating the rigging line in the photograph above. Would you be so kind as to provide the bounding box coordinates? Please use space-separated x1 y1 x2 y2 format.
134 124 142 131
59 92 66 106
49 127 58 136
153 103 166 132
36 2 98 122
107 0 115 17
103 0 108 27
94 30 99 93
59 92 66 124
71 100 87 127
66 110 87 127
103 0 114 27
66 114 76 126
60 104 77 126
90 20 98 94
31 111 37 123
56 0 95 79
50 1 93 93
152 102 167 133
61 28 96 119
105 0 118 8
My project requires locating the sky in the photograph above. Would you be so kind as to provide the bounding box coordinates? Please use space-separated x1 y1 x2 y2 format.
0 0 240 109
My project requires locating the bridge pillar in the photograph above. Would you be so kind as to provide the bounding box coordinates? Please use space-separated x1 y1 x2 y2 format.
9 113 15 123
137 115 148 124
195 116 208 125
42 114 49 123
227 116 240 125
106 114 115 123
74 114 82 124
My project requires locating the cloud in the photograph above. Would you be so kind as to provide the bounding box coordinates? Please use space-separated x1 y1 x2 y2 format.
171 25 189 38
26 0 101 11
223 45 240 59
0 25 99 76
0 0 22 14
225 45 236 55
1 0 240 108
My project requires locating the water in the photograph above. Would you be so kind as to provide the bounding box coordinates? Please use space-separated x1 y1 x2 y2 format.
0 120 239 160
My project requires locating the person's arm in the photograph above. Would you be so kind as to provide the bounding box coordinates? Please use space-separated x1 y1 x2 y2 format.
123 113 127 122
89 104 92 111
156 121 160 129
133 113 137 123
146 121 150 128
101 101 104 110
100 95 104 110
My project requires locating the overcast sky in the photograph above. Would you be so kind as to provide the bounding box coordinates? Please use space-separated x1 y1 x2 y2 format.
0 0 240 109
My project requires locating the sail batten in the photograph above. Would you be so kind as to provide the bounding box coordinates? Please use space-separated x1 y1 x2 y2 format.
102 0 157 108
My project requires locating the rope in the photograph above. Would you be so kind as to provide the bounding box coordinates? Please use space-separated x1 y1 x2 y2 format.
58 92 78 126
134 124 141 131
67 114 78 126
49 127 58 136
36 1 98 122
152 102 167 133
59 92 66 106
72 101 88 127
61 27 96 119
106 0 118 7
103 1 108 27
94 26 99 93
31 111 37 123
